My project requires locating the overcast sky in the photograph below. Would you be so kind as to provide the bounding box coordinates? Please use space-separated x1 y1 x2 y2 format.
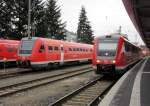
45 0 145 45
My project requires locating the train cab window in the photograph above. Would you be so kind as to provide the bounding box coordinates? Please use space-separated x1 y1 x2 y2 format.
73 48 76 51
54 46 58 51
48 46 53 51
80 48 82 51
39 44 45 52
77 48 79 51
125 42 130 52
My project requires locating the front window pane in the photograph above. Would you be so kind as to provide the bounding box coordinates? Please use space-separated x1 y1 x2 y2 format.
98 43 118 51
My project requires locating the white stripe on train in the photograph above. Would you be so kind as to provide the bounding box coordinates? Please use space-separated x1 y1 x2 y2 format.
31 58 91 65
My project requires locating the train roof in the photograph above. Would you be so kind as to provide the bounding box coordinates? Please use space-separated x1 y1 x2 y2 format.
21 37 93 47
95 33 128 40
0 39 20 44
95 34 141 49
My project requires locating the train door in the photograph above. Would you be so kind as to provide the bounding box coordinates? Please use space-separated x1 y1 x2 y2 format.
60 44 64 64
38 42 46 61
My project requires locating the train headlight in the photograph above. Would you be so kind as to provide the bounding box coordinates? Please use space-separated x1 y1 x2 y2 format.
96 60 101 63
142 50 147 55
3 58 7 62
112 60 116 64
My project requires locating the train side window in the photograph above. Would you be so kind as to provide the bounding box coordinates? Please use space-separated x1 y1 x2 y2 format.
60 46 63 51
48 46 53 51
82 48 84 52
90 49 92 52
125 42 129 52
54 46 58 51
80 48 82 51
69 48 72 51
39 44 45 53
132 46 136 53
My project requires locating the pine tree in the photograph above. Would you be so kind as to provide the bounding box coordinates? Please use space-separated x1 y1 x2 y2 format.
0 0 46 39
12 0 45 39
0 0 15 38
85 21 94 44
77 6 93 44
11 0 28 39
31 0 46 37
46 0 66 40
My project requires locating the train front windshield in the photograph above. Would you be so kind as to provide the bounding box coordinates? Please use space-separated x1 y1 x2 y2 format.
19 40 35 56
97 39 118 57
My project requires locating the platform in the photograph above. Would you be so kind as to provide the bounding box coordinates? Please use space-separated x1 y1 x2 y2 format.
99 57 150 106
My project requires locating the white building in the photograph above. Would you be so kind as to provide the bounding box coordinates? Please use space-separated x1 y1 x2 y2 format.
65 30 77 42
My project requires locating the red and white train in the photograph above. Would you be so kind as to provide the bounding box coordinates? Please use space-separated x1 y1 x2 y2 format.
0 39 20 65
92 34 142 75
17 37 93 69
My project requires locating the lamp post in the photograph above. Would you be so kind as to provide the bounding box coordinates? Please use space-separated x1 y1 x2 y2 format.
28 0 31 39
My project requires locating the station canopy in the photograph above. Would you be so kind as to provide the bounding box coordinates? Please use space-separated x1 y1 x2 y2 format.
123 0 150 49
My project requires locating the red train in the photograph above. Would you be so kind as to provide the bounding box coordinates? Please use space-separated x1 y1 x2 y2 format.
17 37 93 69
92 34 142 75
0 39 20 66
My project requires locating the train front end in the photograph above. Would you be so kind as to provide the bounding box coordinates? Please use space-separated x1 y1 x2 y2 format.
0 40 19 66
93 35 119 75
17 37 36 68
17 37 48 69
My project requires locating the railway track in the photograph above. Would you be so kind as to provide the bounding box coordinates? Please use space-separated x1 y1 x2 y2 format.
0 63 90 79
0 67 93 97
0 68 32 79
50 76 114 106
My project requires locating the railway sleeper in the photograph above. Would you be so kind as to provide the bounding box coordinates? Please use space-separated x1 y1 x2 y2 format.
78 93 99 97
67 98 92 102
62 105 77 106
63 101 89 106
84 89 101 93
65 99 91 104
74 95 97 99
